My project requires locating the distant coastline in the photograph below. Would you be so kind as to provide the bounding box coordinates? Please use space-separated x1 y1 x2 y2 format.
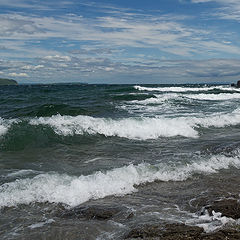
0 78 18 85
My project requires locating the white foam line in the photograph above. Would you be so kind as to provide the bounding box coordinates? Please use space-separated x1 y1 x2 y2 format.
29 108 240 140
186 93 240 101
129 93 179 105
0 153 240 209
130 93 240 105
1 107 240 140
134 85 240 93
30 114 198 139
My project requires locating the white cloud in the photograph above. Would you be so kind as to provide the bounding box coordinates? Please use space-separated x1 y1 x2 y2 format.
104 67 114 71
8 72 28 77
1 1 240 83
21 65 44 70
2 56 240 83
0 11 238 58
43 55 71 62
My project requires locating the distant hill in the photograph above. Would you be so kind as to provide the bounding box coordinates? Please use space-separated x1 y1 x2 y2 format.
0 78 18 85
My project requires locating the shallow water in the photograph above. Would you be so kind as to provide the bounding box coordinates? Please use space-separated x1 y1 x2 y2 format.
1 84 240 239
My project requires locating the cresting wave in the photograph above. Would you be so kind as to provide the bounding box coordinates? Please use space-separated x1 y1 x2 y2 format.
129 93 179 105
1 109 240 140
0 118 18 136
131 93 240 105
0 152 240 209
185 93 240 101
134 85 240 92
127 92 240 106
29 109 240 139
29 114 197 139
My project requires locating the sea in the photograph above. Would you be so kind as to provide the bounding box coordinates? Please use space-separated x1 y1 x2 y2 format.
1 83 240 239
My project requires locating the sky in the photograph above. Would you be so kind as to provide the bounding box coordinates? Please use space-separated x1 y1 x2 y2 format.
1 0 240 84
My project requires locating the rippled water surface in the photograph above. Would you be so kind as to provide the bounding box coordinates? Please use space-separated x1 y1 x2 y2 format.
1 84 240 239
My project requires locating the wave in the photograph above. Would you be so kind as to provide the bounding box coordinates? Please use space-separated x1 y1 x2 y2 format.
29 109 240 139
1 152 240 208
129 93 179 105
0 118 18 137
192 108 240 128
111 93 155 101
134 85 240 93
128 92 240 106
186 93 240 101
29 114 198 139
0 108 240 141
6 103 89 118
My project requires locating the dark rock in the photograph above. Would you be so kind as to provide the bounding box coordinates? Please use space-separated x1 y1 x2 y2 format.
202 229 240 240
231 81 240 88
60 204 122 220
124 223 204 239
205 199 240 219
237 80 240 88
125 223 240 240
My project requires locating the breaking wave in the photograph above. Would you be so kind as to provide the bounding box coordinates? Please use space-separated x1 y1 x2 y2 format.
0 152 240 208
129 93 179 105
127 92 240 105
29 114 197 139
0 108 240 141
186 93 240 101
28 109 240 139
0 118 18 136
134 85 240 93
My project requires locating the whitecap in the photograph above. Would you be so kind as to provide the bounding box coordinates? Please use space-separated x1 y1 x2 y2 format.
0 153 240 209
29 114 198 139
186 93 240 101
29 108 240 140
0 118 19 137
134 85 240 93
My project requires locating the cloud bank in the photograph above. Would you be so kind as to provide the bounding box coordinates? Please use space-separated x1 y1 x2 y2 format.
0 0 240 83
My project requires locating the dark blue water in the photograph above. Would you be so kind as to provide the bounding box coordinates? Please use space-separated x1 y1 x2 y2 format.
1 84 240 239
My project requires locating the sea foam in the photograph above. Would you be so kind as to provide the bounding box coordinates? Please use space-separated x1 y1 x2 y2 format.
29 114 198 139
29 109 240 139
134 85 240 92
187 210 236 233
186 93 240 101
129 93 179 105
1 108 240 140
0 118 18 137
131 93 240 105
0 153 240 209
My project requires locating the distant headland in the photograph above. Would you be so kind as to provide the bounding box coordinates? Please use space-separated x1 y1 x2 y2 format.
0 78 18 85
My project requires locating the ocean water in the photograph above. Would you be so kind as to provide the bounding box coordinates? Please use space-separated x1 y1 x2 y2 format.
1 83 240 239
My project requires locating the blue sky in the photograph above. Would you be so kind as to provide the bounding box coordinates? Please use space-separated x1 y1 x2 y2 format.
1 0 240 83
